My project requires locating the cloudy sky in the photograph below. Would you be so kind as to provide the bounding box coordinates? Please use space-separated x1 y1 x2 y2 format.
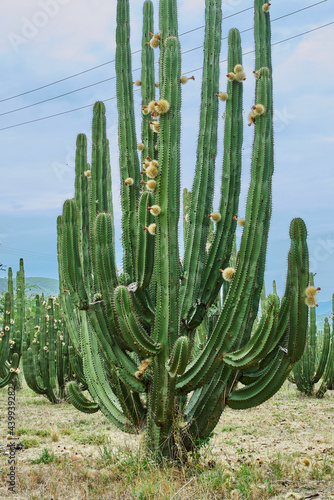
0 0 333 303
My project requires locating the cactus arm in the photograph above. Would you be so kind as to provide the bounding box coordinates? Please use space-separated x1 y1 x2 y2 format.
22 342 47 394
74 134 94 295
227 349 290 409
254 0 272 72
316 302 334 397
66 381 100 413
61 200 89 309
136 192 155 288
286 218 309 362
141 0 156 162
223 293 280 369
114 286 161 357
180 0 222 320
14 259 25 356
68 346 86 388
79 311 135 432
176 67 274 393
186 28 243 330
115 378 146 426
86 302 146 393
95 211 118 321
149 20 182 430
0 353 19 389
0 293 12 376
166 336 189 378
116 0 140 280
313 316 330 383
182 188 191 246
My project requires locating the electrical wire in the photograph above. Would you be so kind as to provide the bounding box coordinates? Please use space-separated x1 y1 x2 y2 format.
0 2 258 104
0 1 327 104
0 20 332 132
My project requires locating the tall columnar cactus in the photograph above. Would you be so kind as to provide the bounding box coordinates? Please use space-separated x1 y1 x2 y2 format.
22 295 82 403
0 260 25 389
291 274 330 396
57 0 309 460
316 294 334 398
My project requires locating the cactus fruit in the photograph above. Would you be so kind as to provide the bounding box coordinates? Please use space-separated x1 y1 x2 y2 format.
57 0 309 460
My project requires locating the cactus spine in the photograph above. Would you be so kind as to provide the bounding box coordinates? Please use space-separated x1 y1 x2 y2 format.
57 0 309 460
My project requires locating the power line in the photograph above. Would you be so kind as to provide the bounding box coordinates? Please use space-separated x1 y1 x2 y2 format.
1 1 326 105
185 20 334 74
0 3 257 104
0 245 57 262
0 20 332 133
0 77 116 117
0 1 328 118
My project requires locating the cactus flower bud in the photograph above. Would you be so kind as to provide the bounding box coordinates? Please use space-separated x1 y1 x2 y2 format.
142 105 149 115
248 111 257 126
133 80 141 86
155 99 170 114
227 72 236 81
235 71 246 82
234 64 243 73
144 223 157 235
252 104 265 115
146 165 158 178
148 101 156 113
208 212 221 222
84 170 91 178
147 180 157 191
215 92 228 102
262 3 270 12
305 286 321 297
147 205 161 216
124 177 134 186
220 267 236 282
137 143 144 151
305 296 318 307
180 75 195 84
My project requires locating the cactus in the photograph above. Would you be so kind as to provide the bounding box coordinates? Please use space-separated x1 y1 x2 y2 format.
316 293 334 397
0 260 25 389
57 0 309 460
21 295 83 403
291 274 330 396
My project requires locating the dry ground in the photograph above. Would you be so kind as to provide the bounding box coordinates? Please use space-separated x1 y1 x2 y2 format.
0 381 333 500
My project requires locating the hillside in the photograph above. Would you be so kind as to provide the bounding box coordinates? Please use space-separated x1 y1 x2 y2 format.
0 277 59 297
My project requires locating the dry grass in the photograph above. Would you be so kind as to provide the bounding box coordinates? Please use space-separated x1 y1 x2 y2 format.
0 381 333 499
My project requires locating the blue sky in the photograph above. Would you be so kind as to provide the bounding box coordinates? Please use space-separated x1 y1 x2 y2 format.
0 0 333 302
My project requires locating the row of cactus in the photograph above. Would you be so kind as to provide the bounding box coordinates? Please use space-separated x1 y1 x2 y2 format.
21 294 86 403
0 260 25 388
57 0 309 460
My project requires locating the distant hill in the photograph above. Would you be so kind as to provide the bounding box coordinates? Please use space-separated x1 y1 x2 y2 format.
0 277 59 297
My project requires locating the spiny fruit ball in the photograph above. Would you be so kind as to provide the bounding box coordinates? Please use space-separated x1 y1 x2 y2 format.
209 212 221 222
221 267 236 282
